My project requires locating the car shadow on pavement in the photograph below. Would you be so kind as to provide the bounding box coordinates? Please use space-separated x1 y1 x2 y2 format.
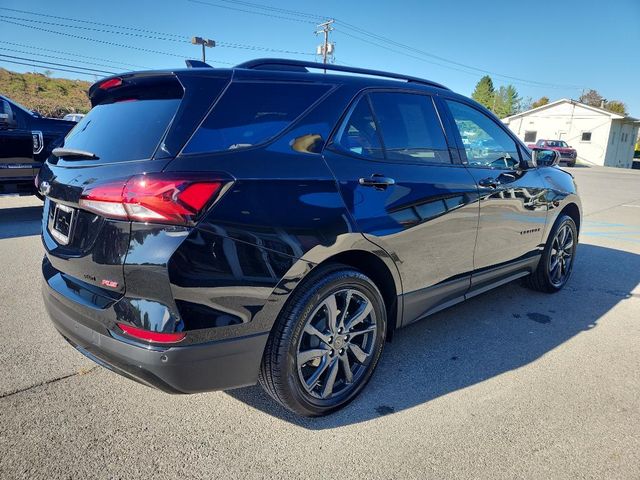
227 243 640 429
0 206 43 240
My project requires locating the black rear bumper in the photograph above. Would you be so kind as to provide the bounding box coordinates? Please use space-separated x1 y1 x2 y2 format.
43 280 269 393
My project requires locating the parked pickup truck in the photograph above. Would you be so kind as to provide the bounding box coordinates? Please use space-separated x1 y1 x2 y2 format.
527 139 577 167
0 95 75 195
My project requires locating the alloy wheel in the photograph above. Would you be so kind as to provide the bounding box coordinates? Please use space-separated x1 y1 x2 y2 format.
548 223 575 287
296 288 378 400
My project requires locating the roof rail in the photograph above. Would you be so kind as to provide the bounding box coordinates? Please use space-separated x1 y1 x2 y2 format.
234 58 449 90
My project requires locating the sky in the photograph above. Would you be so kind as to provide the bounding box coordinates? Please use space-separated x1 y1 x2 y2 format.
1 0 639 116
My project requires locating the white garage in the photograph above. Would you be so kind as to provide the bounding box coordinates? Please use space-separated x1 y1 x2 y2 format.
502 99 639 168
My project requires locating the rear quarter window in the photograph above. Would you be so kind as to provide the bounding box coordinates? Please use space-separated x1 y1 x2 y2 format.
183 82 332 154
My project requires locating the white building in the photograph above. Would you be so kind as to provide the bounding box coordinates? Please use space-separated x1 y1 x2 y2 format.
502 99 639 168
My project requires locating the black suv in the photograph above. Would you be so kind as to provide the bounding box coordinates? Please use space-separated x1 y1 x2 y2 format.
0 95 74 195
39 59 581 416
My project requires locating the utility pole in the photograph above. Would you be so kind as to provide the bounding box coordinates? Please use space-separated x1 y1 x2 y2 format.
191 37 216 62
315 19 335 71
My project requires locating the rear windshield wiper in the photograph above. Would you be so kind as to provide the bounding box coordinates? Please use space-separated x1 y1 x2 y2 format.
52 147 99 160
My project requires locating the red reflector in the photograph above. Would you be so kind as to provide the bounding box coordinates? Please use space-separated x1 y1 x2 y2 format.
117 323 185 344
99 77 123 90
79 174 224 225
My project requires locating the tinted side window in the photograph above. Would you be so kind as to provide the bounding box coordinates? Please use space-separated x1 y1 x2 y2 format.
184 82 331 154
446 100 520 169
369 92 450 164
336 96 384 160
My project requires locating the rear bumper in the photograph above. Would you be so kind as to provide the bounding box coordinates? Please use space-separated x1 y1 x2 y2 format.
43 280 269 393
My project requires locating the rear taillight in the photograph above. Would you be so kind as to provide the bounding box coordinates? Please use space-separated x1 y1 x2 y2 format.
79 174 224 225
98 77 123 90
117 323 185 344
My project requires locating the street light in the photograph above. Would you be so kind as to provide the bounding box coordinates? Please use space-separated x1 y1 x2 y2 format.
191 37 216 62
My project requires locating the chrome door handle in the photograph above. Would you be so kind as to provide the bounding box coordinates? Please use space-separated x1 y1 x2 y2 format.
478 177 499 188
358 174 395 189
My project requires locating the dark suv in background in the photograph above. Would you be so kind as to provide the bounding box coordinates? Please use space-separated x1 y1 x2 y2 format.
38 59 581 416
0 95 74 195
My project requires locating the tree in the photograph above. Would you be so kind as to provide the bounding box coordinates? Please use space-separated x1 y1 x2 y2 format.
531 96 549 109
604 100 627 115
579 89 604 107
493 84 520 118
472 75 495 109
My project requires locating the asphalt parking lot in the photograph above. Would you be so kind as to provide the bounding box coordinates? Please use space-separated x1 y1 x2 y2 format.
1 166 639 479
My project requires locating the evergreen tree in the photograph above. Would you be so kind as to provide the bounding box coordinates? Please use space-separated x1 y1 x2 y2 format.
493 84 520 118
471 75 495 109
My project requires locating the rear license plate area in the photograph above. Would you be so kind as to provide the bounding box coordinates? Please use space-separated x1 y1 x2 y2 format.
49 203 76 245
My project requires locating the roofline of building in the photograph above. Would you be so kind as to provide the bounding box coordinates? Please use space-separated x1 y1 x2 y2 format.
502 98 637 122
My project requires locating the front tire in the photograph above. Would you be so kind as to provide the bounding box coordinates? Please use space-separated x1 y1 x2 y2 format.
525 214 577 293
259 264 386 417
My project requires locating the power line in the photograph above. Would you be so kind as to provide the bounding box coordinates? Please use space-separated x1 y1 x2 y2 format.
0 7 186 39
0 18 188 58
0 54 116 75
0 47 136 72
0 58 108 77
0 40 150 69
334 25 583 90
203 0 324 20
0 15 190 43
1 13 314 57
187 0 584 91
187 0 317 24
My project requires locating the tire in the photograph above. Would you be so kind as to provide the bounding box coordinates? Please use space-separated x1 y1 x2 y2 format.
525 214 577 293
568 161 576 167
259 264 386 417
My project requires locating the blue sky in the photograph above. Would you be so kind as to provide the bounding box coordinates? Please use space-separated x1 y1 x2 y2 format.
1 0 639 116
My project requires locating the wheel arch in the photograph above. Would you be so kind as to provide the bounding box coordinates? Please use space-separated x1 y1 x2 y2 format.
318 249 401 340
560 202 581 235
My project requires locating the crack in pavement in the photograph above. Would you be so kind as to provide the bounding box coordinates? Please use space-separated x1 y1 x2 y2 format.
0 367 97 400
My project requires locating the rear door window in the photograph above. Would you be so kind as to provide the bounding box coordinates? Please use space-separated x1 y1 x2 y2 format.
368 92 451 164
183 82 332 154
336 96 384 160
63 98 181 163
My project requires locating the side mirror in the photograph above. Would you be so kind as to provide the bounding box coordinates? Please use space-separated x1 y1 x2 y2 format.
532 149 559 167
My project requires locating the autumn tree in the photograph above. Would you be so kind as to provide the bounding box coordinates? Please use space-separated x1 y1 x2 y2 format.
579 89 604 107
531 96 549 109
603 101 627 115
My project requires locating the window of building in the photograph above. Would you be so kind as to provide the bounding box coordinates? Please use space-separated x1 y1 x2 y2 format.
524 131 537 143
581 132 592 142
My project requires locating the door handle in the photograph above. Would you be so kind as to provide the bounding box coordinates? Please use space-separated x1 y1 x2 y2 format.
358 174 395 189
478 177 499 188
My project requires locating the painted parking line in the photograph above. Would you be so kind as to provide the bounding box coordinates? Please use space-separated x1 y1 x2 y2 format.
582 219 640 244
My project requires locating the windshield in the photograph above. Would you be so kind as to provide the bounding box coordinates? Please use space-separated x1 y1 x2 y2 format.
547 140 568 147
62 98 180 163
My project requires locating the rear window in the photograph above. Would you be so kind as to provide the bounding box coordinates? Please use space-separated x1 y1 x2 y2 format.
62 98 180 163
183 82 331 154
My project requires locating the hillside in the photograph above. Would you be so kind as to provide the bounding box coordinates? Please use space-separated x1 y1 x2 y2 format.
0 68 91 118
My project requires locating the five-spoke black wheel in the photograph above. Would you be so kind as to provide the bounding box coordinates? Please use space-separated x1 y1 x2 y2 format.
526 214 577 293
259 265 386 416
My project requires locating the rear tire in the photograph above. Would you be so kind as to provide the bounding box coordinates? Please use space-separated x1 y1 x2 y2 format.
525 214 577 293
259 264 386 417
